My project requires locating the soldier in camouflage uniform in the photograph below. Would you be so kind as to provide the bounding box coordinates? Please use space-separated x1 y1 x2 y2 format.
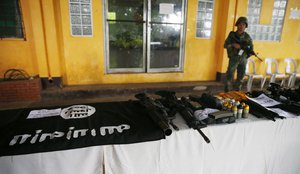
224 16 254 92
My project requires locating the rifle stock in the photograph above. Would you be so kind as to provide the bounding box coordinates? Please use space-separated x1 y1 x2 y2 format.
155 90 211 143
135 93 172 136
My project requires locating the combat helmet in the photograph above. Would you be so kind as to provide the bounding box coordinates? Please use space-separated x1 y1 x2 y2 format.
235 16 248 28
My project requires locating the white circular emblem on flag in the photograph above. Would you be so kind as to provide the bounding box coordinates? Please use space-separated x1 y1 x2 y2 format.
60 105 96 119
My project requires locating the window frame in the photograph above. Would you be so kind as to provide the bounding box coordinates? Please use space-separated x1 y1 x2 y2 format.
147 0 186 73
103 0 147 73
103 0 187 74
0 0 25 40
195 0 215 39
246 0 288 42
69 0 93 37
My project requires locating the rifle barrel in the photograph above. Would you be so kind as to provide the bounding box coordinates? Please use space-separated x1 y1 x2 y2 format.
254 54 263 62
196 128 210 143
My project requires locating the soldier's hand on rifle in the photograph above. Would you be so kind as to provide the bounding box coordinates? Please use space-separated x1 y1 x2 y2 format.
232 43 241 49
248 52 254 56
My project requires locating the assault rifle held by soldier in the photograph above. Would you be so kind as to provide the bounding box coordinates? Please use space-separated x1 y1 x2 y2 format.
135 93 173 136
155 90 210 143
232 35 263 62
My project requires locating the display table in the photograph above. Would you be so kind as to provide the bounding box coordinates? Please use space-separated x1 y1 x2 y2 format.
1 115 300 174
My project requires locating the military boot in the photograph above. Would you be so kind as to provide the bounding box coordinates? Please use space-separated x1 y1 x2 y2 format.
234 81 243 91
224 81 232 92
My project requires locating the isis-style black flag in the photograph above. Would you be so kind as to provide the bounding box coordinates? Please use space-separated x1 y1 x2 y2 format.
0 101 165 156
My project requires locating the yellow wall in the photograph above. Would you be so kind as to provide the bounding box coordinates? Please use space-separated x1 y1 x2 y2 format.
53 0 224 85
0 0 299 86
184 0 226 81
0 0 38 76
0 0 61 79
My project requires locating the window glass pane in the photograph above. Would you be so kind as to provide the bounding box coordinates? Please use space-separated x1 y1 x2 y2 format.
206 12 213 20
247 0 287 41
268 33 274 40
204 21 212 28
254 7 260 15
70 3 80 13
262 25 267 32
196 29 205 37
69 0 92 36
105 0 185 73
272 17 277 24
197 20 204 28
151 0 183 23
150 23 181 68
0 0 24 38
108 22 143 68
275 33 280 40
82 15 91 24
198 2 206 11
280 1 286 8
72 26 82 35
206 3 213 11
276 26 282 32
261 33 267 40
253 17 259 23
277 18 283 25
83 26 92 35
204 30 211 37
81 4 91 14
273 9 278 16
196 0 214 38
278 9 285 16
71 15 81 24
197 11 205 20
256 25 261 32
108 0 144 21
274 1 280 8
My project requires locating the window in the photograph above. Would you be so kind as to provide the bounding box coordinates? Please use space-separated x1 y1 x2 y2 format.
104 0 186 73
196 0 214 38
247 0 287 41
69 0 93 36
0 0 24 39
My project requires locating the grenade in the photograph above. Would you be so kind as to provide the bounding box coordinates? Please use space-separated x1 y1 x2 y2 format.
242 105 250 118
232 105 238 118
234 101 240 107
227 103 233 111
223 101 228 110
237 104 243 119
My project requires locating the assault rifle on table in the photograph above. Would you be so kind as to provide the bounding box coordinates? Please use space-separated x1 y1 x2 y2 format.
180 96 216 125
188 93 223 110
155 90 210 143
188 94 235 124
245 90 285 121
232 35 263 62
135 93 174 136
266 83 300 115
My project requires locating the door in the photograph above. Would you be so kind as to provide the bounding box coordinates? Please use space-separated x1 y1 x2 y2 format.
104 0 186 73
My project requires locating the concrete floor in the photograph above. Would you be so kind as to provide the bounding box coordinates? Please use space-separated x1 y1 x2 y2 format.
0 81 225 110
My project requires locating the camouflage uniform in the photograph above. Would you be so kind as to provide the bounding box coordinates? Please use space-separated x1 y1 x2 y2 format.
224 28 253 92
